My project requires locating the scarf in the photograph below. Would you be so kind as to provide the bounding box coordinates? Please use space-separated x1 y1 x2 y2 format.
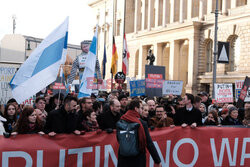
121 110 146 152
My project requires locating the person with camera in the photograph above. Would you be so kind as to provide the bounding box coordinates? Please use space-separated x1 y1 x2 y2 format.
149 106 174 128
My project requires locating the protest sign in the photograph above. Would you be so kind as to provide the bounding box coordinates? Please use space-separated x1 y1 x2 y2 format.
0 67 16 104
237 76 250 108
215 83 233 103
145 65 165 97
162 80 183 95
235 80 250 102
130 80 145 97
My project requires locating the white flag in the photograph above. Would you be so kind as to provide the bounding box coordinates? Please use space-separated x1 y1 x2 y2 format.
10 17 69 103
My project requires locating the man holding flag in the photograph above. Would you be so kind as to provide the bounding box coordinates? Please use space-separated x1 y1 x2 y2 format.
10 17 69 104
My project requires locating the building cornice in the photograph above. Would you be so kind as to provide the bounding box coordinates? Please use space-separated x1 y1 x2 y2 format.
88 0 103 7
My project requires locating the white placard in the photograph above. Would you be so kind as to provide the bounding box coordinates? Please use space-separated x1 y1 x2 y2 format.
215 83 233 103
0 67 16 104
162 80 183 95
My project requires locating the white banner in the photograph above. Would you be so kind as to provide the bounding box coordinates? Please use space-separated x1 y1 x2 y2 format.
162 80 183 95
215 83 233 103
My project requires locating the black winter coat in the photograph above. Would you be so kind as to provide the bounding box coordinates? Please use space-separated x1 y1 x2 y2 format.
97 109 121 130
174 106 203 126
45 106 78 133
221 116 242 126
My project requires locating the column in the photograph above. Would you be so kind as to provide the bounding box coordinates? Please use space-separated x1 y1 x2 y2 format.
187 38 194 93
155 0 159 27
134 0 138 33
170 0 175 23
179 0 183 23
169 40 180 80
154 43 163 66
148 0 153 30
162 0 166 26
186 35 199 94
207 0 212 15
187 0 192 20
231 0 236 8
199 0 204 20
222 0 227 14
138 45 147 78
141 0 146 30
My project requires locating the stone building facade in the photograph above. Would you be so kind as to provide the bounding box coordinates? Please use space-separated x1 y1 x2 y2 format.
89 0 250 95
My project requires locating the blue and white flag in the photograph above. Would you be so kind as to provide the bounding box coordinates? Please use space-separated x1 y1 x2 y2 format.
78 26 98 98
10 17 69 103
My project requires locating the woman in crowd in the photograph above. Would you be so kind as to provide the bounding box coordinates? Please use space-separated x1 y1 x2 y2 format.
140 103 149 124
199 103 207 123
204 110 219 126
219 108 228 123
242 108 250 127
12 106 44 135
80 109 99 132
3 103 18 133
222 106 242 125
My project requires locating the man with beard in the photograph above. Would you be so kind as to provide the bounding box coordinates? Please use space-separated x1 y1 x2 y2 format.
77 97 93 131
146 98 156 119
97 99 121 130
118 94 128 115
45 96 80 136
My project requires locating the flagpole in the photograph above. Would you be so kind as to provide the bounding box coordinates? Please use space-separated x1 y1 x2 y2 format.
121 0 126 92
111 0 116 91
96 24 99 91
57 66 63 108
122 0 126 57
104 0 107 79
212 0 219 99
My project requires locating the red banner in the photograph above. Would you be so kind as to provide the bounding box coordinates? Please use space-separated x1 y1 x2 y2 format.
0 127 250 167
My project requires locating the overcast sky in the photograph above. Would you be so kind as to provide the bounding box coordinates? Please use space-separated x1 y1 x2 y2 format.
0 0 96 45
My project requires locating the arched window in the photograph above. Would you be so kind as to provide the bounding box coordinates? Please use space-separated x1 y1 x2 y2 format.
205 40 213 72
227 35 240 72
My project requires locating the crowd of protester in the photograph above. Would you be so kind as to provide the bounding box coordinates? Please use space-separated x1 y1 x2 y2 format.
0 90 249 136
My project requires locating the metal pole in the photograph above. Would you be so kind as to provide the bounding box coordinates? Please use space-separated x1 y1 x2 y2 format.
122 0 126 53
96 15 99 91
111 0 116 91
212 0 219 99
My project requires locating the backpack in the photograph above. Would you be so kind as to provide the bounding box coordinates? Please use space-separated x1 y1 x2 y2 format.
116 119 140 156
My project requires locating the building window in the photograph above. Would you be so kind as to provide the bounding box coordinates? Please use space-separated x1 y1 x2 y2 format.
205 40 213 72
227 36 240 72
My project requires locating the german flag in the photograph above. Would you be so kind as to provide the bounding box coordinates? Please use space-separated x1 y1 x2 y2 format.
111 36 118 75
